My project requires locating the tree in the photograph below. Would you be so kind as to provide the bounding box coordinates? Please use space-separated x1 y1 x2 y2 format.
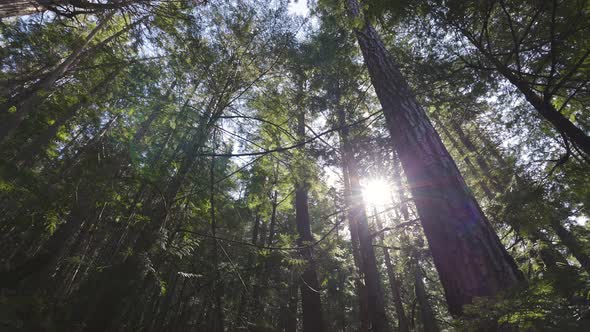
344 0 523 316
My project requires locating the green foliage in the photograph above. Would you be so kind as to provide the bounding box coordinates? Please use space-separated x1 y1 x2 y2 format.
0 0 589 331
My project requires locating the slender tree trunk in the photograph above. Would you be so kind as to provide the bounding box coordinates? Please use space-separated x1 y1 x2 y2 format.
461 122 586 274
449 120 504 192
210 139 225 332
267 190 278 246
0 190 94 288
551 221 590 274
374 210 409 332
15 70 121 167
413 261 439 332
285 284 298 332
346 0 523 316
294 100 325 332
337 100 389 331
470 41 590 156
341 163 370 332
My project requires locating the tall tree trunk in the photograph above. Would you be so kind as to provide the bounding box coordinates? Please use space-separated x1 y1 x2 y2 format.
374 210 409 332
413 260 439 332
82 112 218 331
341 163 370 332
294 98 325 332
551 221 590 274
337 100 389 331
346 0 523 316
284 284 299 332
449 120 504 192
210 139 225 332
267 190 278 246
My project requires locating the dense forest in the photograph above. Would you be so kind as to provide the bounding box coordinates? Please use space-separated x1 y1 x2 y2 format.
0 0 589 331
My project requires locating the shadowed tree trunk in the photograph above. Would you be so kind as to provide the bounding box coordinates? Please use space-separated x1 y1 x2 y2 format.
341 164 370 332
551 221 590 274
413 259 439 332
337 98 389 331
346 0 523 316
294 90 325 332
374 209 409 332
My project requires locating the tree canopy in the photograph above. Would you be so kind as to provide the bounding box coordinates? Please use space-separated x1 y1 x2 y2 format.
1 0 589 331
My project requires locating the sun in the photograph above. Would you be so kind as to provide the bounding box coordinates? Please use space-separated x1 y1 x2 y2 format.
361 178 391 207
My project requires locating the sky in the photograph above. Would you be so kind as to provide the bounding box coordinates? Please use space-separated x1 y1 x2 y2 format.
287 0 310 17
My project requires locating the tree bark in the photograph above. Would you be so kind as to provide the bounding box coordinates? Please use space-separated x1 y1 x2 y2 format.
294 98 325 332
341 163 370 332
467 37 590 156
374 210 409 332
337 101 389 331
413 262 439 332
551 221 590 274
346 0 523 316
210 141 225 332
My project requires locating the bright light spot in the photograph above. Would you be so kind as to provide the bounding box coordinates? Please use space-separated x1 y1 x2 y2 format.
287 0 309 17
362 178 391 207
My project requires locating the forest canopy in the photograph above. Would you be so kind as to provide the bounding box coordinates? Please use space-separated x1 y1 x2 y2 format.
0 0 589 331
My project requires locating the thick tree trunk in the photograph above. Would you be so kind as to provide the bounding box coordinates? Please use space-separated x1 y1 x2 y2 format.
337 103 389 331
346 0 523 316
295 105 325 332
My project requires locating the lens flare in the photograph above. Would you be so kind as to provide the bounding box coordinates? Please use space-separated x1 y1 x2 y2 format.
361 178 390 207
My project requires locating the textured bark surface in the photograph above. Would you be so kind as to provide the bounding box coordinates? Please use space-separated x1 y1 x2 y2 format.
347 0 523 316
